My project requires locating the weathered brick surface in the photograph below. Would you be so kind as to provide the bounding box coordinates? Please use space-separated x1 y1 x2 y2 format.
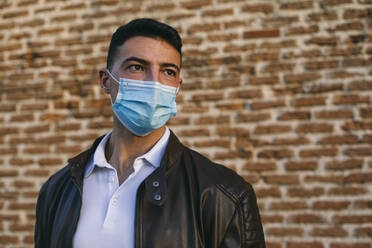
1 0 371 247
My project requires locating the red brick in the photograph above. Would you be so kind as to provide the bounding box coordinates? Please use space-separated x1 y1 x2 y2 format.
289 214 325 223
263 16 299 26
179 128 210 137
194 139 230 148
305 60 339 70
316 110 353 119
244 162 276 172
288 242 324 248
209 79 241 89
38 157 63 166
247 76 279 85
318 135 360 145
345 172 372 183
284 73 321 83
329 187 368 196
333 94 370 105
273 137 310 146
88 121 113 129
267 227 304 237
349 80 372 91
8 202 35 210
0 235 19 244
0 170 18 177
246 51 279 62
3 10 28 19
181 0 211 9
215 150 251 159
9 223 33 232
192 93 223 102
304 175 344 183
261 214 283 223
355 227 372 237
287 25 319 35
360 107 372 118
244 29 280 39
321 0 352 6
258 149 293 159
313 201 350 210
326 159 363 170
306 36 339 46
333 215 372 224
285 161 317 171
24 124 50 134
216 127 249 136
242 4 273 13
344 57 372 67
262 63 295 73
250 100 286 110
145 3 176 11
296 123 333 133
236 113 270 123
280 1 313 9
292 96 326 107
24 169 50 177
344 147 372 156
330 243 371 248
255 187 281 198
202 8 233 17
195 116 230 125
342 121 372 131
263 175 300 185
270 201 307 210
51 14 77 23
188 23 221 33
278 111 310 120
254 124 291 135
55 145 82 154
9 158 33 166
261 40 297 49
38 135 65 144
69 22 94 32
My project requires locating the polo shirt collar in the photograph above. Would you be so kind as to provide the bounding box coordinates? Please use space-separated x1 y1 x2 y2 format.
84 127 170 178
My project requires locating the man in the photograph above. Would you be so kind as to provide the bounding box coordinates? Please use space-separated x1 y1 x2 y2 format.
34 18 265 248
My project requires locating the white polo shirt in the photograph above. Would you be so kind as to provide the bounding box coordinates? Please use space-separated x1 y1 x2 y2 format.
73 127 170 248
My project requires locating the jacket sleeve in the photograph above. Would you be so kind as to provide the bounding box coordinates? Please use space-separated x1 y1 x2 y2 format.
220 185 266 248
34 180 50 248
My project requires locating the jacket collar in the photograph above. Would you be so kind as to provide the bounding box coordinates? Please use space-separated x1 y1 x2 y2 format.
68 130 185 205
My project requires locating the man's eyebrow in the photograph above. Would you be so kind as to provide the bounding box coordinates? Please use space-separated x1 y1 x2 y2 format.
121 56 149 67
162 63 180 72
121 56 180 72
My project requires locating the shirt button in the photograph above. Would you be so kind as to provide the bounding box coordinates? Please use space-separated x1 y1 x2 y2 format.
152 181 160 188
154 194 161 201
110 176 115 182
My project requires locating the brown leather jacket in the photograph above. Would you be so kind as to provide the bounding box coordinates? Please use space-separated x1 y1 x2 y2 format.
35 131 265 248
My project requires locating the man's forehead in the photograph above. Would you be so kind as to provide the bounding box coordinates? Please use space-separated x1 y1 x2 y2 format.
115 36 181 67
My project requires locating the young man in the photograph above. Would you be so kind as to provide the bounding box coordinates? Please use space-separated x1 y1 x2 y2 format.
34 18 265 248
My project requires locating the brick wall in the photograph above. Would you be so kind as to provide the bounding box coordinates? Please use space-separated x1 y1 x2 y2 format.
1 0 372 247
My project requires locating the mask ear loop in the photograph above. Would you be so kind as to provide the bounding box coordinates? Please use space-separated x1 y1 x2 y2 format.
106 70 120 104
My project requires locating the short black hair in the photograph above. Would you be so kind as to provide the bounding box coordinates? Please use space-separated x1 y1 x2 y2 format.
107 18 182 70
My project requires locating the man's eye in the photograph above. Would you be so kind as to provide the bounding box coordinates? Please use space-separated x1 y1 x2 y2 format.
128 64 144 71
164 69 176 76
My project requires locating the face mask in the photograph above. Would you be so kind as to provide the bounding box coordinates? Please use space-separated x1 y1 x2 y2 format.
106 70 178 136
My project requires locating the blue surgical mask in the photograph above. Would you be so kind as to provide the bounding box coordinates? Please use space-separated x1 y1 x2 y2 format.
107 70 178 136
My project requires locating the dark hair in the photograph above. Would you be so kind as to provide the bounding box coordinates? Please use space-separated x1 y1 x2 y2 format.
107 18 182 70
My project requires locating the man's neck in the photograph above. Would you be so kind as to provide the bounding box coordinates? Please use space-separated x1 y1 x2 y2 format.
105 117 165 184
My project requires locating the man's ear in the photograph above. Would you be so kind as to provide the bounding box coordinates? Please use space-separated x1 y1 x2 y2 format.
176 78 183 96
99 69 110 94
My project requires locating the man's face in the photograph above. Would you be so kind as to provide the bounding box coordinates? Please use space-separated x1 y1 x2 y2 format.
106 36 182 102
